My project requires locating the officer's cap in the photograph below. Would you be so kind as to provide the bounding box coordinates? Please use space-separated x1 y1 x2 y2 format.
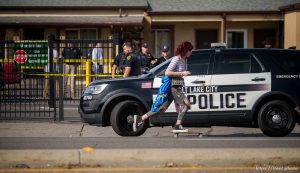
162 45 169 52
141 42 148 48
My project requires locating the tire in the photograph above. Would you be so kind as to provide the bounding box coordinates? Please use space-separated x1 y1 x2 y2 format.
258 100 296 137
110 100 148 136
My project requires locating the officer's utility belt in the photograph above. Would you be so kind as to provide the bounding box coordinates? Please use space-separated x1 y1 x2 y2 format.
171 77 184 87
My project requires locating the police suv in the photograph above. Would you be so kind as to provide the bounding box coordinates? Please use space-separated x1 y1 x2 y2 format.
79 45 300 137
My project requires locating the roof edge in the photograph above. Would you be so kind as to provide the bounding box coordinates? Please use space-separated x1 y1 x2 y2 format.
279 3 300 11
0 22 143 27
147 11 280 15
0 6 148 10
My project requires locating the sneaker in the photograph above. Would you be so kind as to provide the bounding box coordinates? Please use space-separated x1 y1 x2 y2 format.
173 124 188 132
133 115 143 132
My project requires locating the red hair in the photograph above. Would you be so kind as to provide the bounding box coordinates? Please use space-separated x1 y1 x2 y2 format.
175 41 194 57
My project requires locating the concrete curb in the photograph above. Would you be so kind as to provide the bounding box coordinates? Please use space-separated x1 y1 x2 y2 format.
1 148 300 168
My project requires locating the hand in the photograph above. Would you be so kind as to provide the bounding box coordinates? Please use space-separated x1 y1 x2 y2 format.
181 71 191 76
151 59 157 64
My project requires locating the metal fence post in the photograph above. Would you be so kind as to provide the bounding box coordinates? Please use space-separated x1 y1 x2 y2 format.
58 57 64 121
86 59 91 87
48 35 56 119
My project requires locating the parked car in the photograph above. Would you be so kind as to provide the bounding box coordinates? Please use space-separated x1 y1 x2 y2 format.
0 61 21 86
79 46 300 137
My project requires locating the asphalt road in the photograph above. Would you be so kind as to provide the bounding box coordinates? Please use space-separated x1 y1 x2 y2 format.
1 136 300 149
0 123 300 149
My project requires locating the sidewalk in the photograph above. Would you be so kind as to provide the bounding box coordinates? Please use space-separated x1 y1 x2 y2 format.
0 121 262 138
0 121 174 137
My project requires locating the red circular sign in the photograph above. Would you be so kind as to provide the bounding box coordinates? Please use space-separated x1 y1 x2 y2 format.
14 50 28 64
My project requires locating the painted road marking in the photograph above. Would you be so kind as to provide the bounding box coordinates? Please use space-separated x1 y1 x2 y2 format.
179 138 300 141
0 166 299 172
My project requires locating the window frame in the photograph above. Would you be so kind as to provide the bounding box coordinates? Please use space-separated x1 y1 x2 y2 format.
187 53 212 75
65 28 98 39
212 52 255 75
226 29 248 48
151 25 174 58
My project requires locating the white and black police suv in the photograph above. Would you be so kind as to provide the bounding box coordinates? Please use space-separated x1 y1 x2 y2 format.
79 44 300 137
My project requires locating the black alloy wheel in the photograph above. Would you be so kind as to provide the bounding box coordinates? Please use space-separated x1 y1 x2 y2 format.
110 100 148 136
258 100 296 137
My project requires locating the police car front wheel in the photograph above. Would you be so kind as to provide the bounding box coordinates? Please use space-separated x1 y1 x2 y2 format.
110 100 147 136
258 100 296 137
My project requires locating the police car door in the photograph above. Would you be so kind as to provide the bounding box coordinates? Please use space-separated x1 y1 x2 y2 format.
209 51 271 123
152 53 212 124
183 52 213 124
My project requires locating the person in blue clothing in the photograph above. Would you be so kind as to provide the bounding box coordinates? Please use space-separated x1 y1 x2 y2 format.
133 41 194 132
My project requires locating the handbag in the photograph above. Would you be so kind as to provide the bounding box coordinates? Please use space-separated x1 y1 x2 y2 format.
171 77 185 87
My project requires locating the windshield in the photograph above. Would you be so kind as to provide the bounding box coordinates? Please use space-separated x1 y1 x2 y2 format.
140 57 173 77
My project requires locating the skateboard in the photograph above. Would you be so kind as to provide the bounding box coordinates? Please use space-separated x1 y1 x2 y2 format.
170 129 203 138
170 128 212 138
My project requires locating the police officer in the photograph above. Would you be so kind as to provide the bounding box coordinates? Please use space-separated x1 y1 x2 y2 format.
62 43 81 99
123 43 141 77
140 42 155 71
112 44 127 78
132 38 141 55
152 45 170 68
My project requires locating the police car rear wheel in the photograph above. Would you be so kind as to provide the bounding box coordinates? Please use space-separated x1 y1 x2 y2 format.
110 100 147 136
258 100 296 137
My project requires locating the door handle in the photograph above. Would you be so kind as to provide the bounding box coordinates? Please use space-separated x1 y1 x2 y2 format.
252 77 265 81
191 80 206 84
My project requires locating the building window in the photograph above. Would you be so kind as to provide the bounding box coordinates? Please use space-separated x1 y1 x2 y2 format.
226 29 247 48
23 28 44 40
65 29 97 40
254 29 277 48
66 30 79 40
80 29 97 39
65 29 97 58
196 29 218 49
152 29 171 58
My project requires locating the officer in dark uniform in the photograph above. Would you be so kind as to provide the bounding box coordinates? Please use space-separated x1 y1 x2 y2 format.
112 46 126 78
140 42 155 71
123 43 141 77
152 45 170 68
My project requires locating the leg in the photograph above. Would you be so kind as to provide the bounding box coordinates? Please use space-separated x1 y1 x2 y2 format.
143 98 172 120
133 98 172 132
99 65 103 74
43 77 49 98
171 87 189 130
64 64 70 93
176 97 190 125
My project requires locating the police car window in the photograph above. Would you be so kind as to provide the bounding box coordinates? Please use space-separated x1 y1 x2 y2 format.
268 51 300 73
251 56 263 73
213 53 251 74
188 53 210 75
152 59 171 77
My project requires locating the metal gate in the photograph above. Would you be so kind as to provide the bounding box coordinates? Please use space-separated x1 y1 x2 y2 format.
0 36 118 121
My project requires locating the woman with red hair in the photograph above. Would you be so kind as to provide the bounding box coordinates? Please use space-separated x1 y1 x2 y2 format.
133 41 194 132
164 41 193 131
